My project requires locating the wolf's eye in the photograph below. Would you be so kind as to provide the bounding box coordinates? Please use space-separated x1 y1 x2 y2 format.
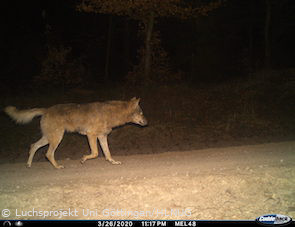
140 112 143 115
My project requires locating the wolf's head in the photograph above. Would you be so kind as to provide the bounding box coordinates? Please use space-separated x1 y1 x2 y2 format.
128 97 148 126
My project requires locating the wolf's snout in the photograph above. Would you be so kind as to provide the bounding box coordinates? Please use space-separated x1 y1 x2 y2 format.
139 118 148 126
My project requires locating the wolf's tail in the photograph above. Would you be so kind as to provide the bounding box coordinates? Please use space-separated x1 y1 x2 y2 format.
4 106 46 124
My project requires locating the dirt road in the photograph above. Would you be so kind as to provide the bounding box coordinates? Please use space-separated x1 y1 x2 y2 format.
1 141 295 220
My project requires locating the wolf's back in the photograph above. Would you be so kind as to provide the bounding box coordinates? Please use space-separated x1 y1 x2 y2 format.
4 106 45 124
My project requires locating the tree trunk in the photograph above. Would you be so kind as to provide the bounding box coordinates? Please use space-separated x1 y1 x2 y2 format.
124 18 130 73
248 25 254 73
190 19 196 80
144 11 155 82
264 0 271 69
104 15 113 82
248 0 254 73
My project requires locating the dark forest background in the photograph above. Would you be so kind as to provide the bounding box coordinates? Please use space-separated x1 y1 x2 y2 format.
1 0 294 87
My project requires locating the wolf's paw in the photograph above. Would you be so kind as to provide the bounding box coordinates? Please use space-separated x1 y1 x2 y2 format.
80 156 87 164
56 165 65 169
26 163 31 168
80 155 88 164
109 159 122 165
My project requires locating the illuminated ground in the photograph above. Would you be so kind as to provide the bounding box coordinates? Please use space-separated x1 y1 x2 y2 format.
0 141 294 220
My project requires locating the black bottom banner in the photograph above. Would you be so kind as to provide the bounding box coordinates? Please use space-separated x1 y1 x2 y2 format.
1 220 295 227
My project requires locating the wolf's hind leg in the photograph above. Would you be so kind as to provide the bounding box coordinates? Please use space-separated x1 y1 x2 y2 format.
81 134 99 164
45 131 64 169
27 136 48 168
98 135 121 165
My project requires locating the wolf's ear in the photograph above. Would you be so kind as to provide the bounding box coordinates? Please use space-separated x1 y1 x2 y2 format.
131 97 138 101
130 97 140 108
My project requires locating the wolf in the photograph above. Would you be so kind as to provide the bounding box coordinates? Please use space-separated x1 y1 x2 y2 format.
4 97 147 169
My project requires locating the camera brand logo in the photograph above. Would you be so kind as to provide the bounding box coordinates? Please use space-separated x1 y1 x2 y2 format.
256 214 292 226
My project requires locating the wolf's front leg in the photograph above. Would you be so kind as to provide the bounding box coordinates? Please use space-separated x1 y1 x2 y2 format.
81 134 99 164
98 135 121 165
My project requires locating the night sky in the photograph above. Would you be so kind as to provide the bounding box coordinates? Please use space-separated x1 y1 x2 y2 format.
1 0 295 86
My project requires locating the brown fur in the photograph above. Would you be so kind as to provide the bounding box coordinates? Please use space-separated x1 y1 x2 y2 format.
4 97 147 169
